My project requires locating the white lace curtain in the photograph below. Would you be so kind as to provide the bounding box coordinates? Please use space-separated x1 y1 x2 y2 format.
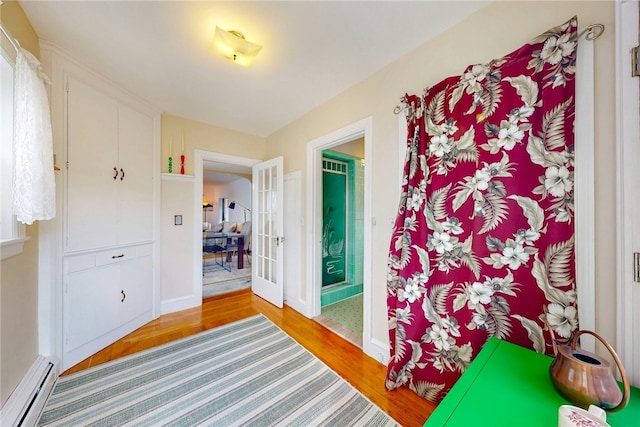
13 48 55 225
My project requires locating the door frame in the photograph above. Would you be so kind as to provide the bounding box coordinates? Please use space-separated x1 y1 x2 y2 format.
616 0 639 385
306 116 375 356
193 150 261 302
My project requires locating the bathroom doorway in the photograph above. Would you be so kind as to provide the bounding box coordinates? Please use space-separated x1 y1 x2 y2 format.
316 147 365 347
306 118 373 353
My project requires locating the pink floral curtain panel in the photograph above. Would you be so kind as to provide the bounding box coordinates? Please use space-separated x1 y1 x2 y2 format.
386 17 578 402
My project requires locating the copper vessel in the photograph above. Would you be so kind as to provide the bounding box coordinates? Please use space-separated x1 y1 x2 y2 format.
549 329 630 412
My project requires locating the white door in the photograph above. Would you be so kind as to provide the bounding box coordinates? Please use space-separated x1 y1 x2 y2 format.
252 156 284 307
617 0 640 387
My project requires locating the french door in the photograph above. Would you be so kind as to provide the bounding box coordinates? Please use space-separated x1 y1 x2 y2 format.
251 156 284 307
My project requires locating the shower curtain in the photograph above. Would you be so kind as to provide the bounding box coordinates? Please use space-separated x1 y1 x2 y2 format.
386 17 578 402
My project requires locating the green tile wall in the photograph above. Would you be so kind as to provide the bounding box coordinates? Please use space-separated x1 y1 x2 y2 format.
321 283 363 307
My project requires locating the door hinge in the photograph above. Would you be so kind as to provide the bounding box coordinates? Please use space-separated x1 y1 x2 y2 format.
634 252 640 282
632 46 640 77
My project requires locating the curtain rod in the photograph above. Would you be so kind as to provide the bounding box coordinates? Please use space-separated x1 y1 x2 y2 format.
0 21 21 53
578 23 605 41
393 23 605 115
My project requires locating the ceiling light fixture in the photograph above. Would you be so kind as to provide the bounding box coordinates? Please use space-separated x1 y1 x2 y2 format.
211 26 262 66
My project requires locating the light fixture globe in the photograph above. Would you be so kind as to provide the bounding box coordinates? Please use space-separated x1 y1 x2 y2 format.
211 26 262 66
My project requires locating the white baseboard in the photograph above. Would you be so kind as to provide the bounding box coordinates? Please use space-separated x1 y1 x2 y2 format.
364 337 390 365
161 294 201 315
0 355 58 427
285 297 313 318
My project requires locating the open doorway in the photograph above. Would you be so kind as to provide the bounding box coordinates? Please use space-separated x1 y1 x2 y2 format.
193 150 260 302
314 143 365 347
201 171 252 298
306 117 373 355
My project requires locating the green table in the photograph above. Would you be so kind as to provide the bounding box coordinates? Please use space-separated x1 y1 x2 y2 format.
425 337 640 426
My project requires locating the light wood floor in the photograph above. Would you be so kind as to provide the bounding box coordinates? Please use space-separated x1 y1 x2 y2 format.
62 289 436 426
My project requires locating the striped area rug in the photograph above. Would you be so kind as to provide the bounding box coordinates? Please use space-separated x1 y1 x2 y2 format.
39 315 397 426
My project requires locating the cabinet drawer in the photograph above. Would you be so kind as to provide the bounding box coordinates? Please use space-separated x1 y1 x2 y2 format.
65 246 143 273
95 247 137 267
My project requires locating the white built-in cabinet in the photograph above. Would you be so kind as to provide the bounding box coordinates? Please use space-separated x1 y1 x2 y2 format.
64 245 153 353
43 47 160 370
66 77 154 252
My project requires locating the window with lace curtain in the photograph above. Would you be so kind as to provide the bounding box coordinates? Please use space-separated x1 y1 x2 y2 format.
1 45 27 260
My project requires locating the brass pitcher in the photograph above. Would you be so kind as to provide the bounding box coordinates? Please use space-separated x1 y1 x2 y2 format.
549 329 630 412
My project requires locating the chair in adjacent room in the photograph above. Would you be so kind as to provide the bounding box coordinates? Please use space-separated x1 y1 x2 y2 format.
203 233 231 272
226 221 252 266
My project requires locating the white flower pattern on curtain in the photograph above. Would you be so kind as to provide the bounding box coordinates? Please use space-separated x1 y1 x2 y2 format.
13 48 55 225
385 17 578 402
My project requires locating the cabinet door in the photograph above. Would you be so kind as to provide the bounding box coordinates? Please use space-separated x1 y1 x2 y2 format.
117 104 154 245
66 77 118 252
66 265 119 352
118 254 153 325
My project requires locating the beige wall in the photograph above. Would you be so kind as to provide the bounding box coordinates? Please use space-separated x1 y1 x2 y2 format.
161 178 195 301
159 114 266 306
267 1 617 351
160 114 266 175
0 0 41 407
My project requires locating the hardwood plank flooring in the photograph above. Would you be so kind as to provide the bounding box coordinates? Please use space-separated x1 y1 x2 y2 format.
62 289 435 426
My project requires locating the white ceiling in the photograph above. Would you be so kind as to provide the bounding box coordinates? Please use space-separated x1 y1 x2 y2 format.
20 1 490 138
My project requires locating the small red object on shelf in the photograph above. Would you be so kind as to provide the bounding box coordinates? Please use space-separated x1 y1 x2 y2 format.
180 155 185 175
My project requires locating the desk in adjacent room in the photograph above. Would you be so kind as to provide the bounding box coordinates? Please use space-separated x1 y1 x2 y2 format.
203 232 245 270
425 337 640 427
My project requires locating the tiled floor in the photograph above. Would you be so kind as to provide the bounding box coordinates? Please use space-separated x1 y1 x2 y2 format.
315 293 363 348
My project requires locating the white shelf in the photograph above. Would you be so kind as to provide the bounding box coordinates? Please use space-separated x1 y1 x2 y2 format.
161 173 194 182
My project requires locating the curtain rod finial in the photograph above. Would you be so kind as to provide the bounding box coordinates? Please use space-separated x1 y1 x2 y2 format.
580 23 604 41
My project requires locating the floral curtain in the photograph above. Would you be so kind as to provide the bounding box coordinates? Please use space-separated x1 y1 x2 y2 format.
386 17 578 402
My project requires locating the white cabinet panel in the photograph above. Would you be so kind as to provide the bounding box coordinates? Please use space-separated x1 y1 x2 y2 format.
119 254 153 325
117 103 154 246
66 264 119 352
66 77 119 252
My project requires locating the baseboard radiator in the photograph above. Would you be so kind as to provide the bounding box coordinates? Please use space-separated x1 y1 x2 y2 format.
0 355 58 427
